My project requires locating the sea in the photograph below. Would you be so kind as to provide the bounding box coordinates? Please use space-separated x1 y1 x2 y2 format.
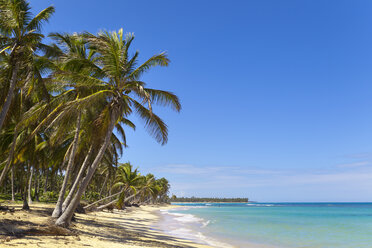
155 202 372 248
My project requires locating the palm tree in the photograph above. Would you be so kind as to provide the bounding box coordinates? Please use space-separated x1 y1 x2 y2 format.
95 163 142 210
112 163 141 208
137 174 156 204
0 0 54 131
91 162 142 211
47 33 95 218
55 29 181 227
156 177 170 203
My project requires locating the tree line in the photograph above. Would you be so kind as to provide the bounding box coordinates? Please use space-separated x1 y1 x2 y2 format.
171 196 249 203
0 0 180 228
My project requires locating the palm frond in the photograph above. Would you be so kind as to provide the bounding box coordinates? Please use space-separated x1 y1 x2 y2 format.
129 52 169 80
132 100 168 145
26 6 55 31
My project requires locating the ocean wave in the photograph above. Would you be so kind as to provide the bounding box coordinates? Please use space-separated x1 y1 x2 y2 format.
168 212 205 224
246 203 274 207
162 206 207 213
158 209 235 248
196 231 234 248
201 220 210 228
167 227 234 248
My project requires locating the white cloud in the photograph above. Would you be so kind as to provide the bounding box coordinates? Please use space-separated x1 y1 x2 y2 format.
336 161 369 168
160 163 372 198
158 164 284 176
157 164 237 175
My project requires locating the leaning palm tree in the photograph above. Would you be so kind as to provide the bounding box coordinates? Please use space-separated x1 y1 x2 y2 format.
137 174 156 204
94 163 145 210
156 177 170 203
0 0 55 131
48 33 97 218
112 163 141 208
55 29 181 227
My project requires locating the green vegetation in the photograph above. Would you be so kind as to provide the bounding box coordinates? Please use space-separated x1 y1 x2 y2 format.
170 196 249 203
0 0 180 228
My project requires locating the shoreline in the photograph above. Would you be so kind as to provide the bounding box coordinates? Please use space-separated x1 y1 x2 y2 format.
0 202 212 248
155 205 236 248
170 202 249 204
164 204 276 248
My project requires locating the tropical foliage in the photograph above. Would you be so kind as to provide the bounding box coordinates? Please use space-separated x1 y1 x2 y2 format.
0 0 179 228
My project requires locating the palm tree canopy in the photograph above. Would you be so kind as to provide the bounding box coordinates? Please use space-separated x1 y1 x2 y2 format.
0 0 55 58
81 29 181 145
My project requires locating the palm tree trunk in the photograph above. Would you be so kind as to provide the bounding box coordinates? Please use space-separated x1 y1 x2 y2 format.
108 178 113 196
44 169 48 193
22 188 29 210
50 170 54 192
96 189 142 211
0 62 19 131
84 191 122 210
62 144 93 212
34 168 40 202
22 165 30 210
11 164 15 201
52 112 81 218
99 173 109 197
0 128 18 186
144 196 152 204
56 111 117 227
28 167 33 206
96 198 118 211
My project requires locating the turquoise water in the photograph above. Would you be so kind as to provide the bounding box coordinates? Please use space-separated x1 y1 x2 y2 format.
158 203 372 248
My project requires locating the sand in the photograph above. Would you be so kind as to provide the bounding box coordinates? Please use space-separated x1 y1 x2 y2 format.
0 202 212 248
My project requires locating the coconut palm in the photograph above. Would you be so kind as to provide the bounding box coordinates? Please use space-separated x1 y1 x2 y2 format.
137 174 156 204
0 0 55 131
55 29 181 227
47 33 96 218
112 163 141 208
94 163 142 211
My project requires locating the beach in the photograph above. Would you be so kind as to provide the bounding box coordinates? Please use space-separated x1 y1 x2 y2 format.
0 203 212 248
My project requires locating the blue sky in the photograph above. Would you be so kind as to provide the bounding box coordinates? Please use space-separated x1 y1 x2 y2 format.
33 0 372 201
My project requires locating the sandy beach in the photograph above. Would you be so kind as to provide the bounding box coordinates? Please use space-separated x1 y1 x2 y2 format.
0 203 212 248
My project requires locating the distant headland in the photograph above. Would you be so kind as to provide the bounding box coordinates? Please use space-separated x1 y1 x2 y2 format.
170 196 249 203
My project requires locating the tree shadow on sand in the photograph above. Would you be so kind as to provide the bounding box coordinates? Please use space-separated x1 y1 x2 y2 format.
74 215 200 248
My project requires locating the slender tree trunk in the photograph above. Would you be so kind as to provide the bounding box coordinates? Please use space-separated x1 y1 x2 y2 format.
56 111 117 227
52 112 81 218
0 62 19 131
28 167 33 206
109 180 112 196
0 128 18 186
44 169 48 193
84 190 122 210
96 197 118 211
22 188 29 210
33 168 37 201
99 173 109 198
11 164 15 201
50 171 54 192
96 189 142 211
62 144 93 212
22 166 30 210
34 169 40 202
144 196 152 204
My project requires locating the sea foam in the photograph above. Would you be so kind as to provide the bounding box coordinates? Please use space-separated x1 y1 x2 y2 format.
158 209 233 248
